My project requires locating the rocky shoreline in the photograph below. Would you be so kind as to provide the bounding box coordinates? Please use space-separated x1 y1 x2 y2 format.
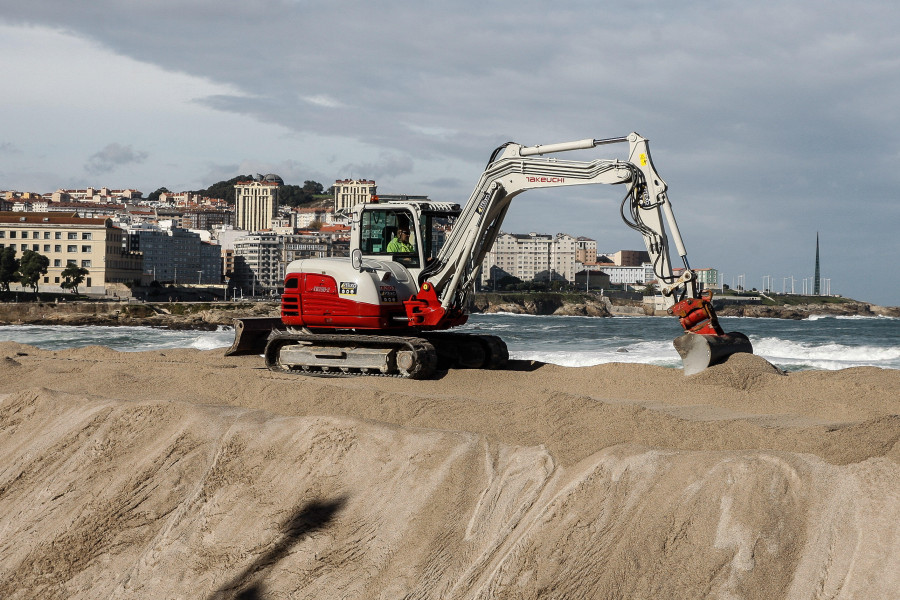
0 296 897 329
0 300 279 330
715 301 900 319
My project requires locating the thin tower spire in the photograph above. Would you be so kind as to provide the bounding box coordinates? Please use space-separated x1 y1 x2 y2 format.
814 232 821 296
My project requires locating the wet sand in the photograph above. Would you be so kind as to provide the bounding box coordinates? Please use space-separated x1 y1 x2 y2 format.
0 343 897 598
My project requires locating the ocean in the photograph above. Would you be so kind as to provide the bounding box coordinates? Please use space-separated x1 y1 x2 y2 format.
1 313 898 372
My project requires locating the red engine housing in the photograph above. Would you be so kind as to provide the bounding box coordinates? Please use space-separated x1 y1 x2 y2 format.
280 273 406 330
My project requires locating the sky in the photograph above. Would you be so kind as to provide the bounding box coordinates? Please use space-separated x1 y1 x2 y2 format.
2 1 899 305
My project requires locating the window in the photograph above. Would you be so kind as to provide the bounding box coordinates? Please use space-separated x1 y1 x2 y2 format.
81 245 91 252
68 232 78 239
67 245 77 252
44 232 51 239
10 231 16 238
53 259 61 267
55 232 61 239
55 245 61 252
43 245 50 252
32 244 39 251
81 260 91 268
54 277 59 283
82 232 92 240
33 232 39 238
0 231 4 238
21 231 28 239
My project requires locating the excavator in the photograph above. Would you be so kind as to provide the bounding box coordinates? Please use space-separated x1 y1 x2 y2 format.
226 132 751 377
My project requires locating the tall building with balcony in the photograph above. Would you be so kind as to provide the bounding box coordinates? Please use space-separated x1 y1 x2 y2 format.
234 174 283 231
232 233 282 295
333 179 376 212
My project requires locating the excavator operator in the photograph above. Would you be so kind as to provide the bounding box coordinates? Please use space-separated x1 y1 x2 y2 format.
387 222 415 253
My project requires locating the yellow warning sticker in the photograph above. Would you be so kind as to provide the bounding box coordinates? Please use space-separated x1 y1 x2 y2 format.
640 153 647 166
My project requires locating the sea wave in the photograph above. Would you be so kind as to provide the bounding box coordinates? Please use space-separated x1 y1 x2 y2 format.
806 313 899 321
753 336 900 370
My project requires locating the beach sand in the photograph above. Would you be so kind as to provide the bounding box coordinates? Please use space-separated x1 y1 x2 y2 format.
0 342 897 598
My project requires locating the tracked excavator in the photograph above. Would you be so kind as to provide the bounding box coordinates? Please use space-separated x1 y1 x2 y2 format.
226 132 751 377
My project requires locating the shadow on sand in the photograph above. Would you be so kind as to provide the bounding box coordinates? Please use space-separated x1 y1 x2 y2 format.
208 497 346 600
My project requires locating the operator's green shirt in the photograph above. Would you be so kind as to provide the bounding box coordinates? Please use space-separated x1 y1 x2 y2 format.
387 238 415 253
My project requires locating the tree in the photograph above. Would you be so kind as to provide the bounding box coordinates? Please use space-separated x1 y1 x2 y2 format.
191 175 252 203
302 180 324 195
0 247 20 292
18 250 50 293
147 187 172 203
60 263 90 295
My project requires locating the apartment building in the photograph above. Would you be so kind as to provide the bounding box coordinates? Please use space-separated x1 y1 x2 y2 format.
0 212 142 294
232 233 282 294
124 226 222 284
600 249 650 267
52 187 142 203
599 264 651 286
481 232 578 285
180 208 233 230
575 236 598 264
292 206 343 229
234 175 282 231
230 230 353 295
333 179 376 212
671 267 721 290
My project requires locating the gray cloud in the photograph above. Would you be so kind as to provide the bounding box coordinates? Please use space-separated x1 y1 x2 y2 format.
339 154 414 184
84 143 148 175
3 1 900 302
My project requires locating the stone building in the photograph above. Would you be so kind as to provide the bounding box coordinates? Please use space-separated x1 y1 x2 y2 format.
0 212 142 294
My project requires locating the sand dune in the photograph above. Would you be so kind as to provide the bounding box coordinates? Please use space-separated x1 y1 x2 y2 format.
0 342 897 598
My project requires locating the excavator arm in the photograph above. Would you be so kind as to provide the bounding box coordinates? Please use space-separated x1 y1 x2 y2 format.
404 132 751 373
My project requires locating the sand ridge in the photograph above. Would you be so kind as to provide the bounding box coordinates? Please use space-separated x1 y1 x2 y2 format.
0 342 898 598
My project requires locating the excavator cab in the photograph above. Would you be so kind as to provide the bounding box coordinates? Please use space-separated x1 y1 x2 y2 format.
356 203 459 272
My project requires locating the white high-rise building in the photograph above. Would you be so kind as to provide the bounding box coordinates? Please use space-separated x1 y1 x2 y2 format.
333 179 376 212
234 174 283 231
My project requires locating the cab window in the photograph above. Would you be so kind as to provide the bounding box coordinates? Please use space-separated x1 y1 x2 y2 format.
360 209 420 267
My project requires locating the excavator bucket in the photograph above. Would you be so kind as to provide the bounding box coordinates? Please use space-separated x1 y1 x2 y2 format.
224 317 283 357
673 331 753 375
668 292 753 375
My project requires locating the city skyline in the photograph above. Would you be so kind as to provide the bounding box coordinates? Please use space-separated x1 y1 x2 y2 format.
2 3 899 305
0 184 845 302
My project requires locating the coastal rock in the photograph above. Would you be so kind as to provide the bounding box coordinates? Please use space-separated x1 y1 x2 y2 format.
473 294 612 317
552 301 611 317
717 302 900 319
0 301 280 330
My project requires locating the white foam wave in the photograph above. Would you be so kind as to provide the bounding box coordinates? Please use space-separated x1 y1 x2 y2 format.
806 314 898 321
753 336 900 370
